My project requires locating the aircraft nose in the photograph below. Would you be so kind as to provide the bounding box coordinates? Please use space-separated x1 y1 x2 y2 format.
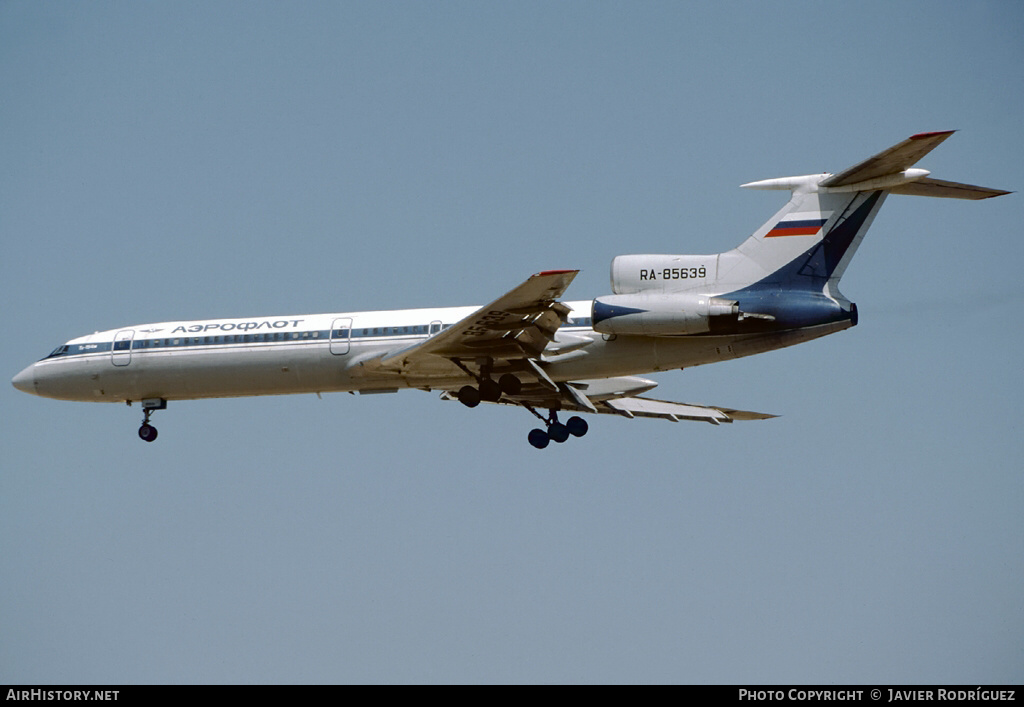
12 365 36 395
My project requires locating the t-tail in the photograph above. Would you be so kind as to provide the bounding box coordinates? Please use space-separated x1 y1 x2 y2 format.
593 131 1010 336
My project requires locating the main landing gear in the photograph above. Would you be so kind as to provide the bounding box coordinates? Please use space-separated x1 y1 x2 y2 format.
455 373 522 408
449 363 589 449
525 409 588 450
133 398 167 442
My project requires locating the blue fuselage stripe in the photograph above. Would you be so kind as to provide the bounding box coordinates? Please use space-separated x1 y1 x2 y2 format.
42 323 596 361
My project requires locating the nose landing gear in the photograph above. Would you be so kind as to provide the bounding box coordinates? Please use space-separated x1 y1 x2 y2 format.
134 398 167 442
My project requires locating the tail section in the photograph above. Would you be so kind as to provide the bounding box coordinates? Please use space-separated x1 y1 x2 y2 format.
722 130 1009 293
595 132 1009 336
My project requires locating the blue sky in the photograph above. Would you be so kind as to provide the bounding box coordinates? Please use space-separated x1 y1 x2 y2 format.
2 1 1022 683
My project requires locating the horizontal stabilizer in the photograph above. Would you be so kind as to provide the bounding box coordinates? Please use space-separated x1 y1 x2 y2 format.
890 177 1011 200
821 131 955 187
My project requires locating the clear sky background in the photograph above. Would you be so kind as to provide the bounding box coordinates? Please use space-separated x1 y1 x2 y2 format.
2 1 1021 684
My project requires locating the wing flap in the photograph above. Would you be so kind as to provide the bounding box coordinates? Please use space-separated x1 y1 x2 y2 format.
602 396 776 424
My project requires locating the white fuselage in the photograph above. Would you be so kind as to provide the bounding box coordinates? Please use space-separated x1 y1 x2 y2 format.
13 299 850 404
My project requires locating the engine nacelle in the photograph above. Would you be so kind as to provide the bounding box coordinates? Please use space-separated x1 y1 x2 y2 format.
592 293 739 336
610 254 719 294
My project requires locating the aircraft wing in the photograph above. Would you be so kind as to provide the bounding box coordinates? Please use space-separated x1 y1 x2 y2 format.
441 376 776 425
377 269 579 371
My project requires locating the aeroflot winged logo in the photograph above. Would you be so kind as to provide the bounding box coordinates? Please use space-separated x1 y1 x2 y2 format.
169 319 305 334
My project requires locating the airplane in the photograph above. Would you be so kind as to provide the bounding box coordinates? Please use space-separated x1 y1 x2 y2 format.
11 131 1010 448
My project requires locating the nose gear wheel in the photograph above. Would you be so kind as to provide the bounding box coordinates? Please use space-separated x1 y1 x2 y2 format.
133 398 167 442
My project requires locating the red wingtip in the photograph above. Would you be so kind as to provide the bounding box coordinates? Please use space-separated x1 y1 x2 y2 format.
536 269 578 276
910 130 956 140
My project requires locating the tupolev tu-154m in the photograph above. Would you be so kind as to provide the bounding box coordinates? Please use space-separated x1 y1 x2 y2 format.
12 132 1010 447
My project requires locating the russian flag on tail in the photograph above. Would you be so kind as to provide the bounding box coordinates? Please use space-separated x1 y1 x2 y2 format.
765 217 828 237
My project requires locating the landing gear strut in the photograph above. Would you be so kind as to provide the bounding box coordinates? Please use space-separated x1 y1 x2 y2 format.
135 398 167 442
526 408 588 449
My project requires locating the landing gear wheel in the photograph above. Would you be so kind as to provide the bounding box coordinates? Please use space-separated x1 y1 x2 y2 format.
456 385 481 408
136 398 167 442
548 422 570 443
528 428 550 449
479 378 502 402
498 373 522 396
566 416 589 438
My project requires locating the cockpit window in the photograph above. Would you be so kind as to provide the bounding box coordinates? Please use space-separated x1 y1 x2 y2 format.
45 344 70 359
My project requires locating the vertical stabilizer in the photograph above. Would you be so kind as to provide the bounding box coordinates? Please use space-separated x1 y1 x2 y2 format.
715 185 881 293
